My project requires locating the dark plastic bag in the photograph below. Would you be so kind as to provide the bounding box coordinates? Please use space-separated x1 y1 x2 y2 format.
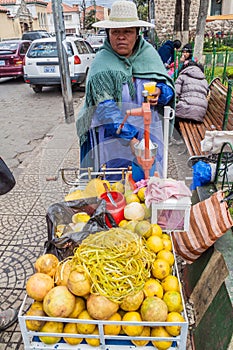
191 160 211 190
44 197 117 260
0 158 16 195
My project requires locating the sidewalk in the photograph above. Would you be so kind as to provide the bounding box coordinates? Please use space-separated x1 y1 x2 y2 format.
0 118 232 349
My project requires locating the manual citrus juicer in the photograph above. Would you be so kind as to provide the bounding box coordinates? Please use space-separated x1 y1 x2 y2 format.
116 90 157 179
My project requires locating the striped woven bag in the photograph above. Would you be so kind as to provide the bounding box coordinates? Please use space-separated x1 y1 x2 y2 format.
172 191 233 263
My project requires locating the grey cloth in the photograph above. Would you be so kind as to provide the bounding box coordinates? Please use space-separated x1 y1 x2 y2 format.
175 65 209 122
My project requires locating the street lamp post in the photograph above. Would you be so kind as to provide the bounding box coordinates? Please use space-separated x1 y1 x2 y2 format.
52 0 74 123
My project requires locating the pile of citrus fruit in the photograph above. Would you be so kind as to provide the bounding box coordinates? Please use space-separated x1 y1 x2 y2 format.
23 180 187 349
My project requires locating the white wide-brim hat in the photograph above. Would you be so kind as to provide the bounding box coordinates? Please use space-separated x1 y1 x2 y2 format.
92 0 154 29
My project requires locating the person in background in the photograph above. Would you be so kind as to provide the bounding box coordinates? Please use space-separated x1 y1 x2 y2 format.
179 43 195 66
76 0 175 179
170 60 209 145
158 39 182 68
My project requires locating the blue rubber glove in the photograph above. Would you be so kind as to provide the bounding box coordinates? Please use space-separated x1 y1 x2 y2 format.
157 82 174 105
96 100 138 140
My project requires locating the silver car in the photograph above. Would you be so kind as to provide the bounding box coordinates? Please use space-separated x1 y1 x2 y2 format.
23 36 95 93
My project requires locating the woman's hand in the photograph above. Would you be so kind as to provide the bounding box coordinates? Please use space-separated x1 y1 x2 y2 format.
148 87 161 106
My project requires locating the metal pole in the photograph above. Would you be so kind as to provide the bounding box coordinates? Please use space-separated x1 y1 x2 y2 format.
163 106 175 179
52 0 74 123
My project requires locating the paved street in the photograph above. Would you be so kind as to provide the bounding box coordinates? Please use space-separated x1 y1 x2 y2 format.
0 77 84 170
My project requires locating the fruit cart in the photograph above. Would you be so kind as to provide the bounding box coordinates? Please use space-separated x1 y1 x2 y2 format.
18 235 189 350
18 100 190 349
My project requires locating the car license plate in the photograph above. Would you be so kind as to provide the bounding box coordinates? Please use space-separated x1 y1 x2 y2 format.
0 60 5 66
44 66 55 73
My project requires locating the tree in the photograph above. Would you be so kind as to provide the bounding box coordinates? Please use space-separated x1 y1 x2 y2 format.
174 0 182 38
194 0 209 62
85 9 96 29
133 0 148 21
183 0 191 43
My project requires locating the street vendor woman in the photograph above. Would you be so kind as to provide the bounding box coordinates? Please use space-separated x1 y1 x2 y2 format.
76 0 175 178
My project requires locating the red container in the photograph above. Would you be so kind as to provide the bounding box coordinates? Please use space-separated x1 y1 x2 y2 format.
100 191 126 227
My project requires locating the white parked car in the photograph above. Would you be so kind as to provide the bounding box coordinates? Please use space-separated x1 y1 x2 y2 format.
23 36 95 93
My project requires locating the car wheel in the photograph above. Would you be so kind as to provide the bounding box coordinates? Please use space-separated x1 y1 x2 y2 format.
32 85 43 93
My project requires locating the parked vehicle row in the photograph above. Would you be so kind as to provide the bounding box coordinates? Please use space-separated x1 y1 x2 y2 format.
0 36 96 93
0 40 31 79
23 37 95 93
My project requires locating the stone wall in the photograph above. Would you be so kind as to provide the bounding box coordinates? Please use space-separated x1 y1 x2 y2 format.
154 0 233 43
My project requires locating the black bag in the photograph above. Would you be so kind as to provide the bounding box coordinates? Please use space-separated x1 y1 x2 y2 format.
0 158 16 195
44 197 117 260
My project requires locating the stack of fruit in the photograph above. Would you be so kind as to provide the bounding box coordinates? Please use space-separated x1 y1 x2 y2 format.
24 220 186 349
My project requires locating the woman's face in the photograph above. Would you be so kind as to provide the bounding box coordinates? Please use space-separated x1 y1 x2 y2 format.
109 27 138 57
182 50 191 60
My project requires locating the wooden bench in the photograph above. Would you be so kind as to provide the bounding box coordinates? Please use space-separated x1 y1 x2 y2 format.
179 77 233 156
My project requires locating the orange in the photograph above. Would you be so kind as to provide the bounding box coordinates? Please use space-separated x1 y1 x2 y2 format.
152 259 170 280
163 291 183 313
118 219 128 228
151 326 172 350
104 313 121 335
165 311 185 336
146 235 164 253
76 310 96 334
131 326 150 346
137 187 146 202
161 275 180 293
63 323 83 345
162 238 172 251
151 223 163 237
85 327 100 347
162 233 171 240
122 311 144 336
157 250 175 267
143 278 163 299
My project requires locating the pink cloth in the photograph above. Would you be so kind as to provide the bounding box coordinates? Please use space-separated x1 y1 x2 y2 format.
145 178 192 207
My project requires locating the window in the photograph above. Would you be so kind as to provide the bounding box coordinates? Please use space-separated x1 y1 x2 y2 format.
20 43 30 55
27 41 73 58
210 0 222 15
74 40 89 54
64 15 72 21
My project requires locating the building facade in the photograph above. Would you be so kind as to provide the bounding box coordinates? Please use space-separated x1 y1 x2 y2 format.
0 0 48 39
46 1 81 36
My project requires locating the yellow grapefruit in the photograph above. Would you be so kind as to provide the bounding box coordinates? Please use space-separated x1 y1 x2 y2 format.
165 312 185 336
140 296 168 322
151 223 163 237
163 291 183 313
161 275 180 293
152 259 170 280
104 313 121 335
122 312 144 336
131 326 151 346
137 187 146 202
63 323 83 345
157 250 175 267
85 327 100 347
151 326 172 350
143 278 163 299
162 238 172 251
146 235 164 253
76 310 96 334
